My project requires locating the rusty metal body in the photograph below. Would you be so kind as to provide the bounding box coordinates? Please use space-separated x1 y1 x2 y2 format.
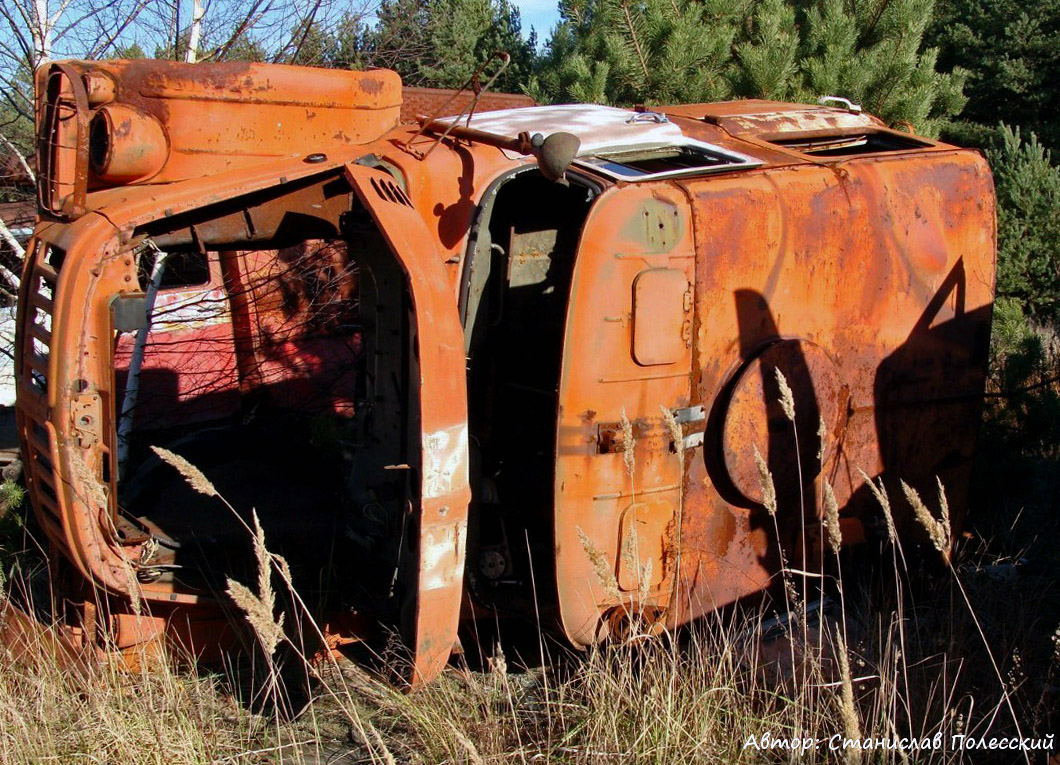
17 62 995 683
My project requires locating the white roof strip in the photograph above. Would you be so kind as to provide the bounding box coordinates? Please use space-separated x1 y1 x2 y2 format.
440 104 688 157
439 103 762 180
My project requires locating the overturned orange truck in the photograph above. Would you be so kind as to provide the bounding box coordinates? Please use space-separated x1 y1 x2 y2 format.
18 59 995 683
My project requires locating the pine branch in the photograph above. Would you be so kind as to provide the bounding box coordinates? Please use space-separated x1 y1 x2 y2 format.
860 0 893 46
620 1 651 87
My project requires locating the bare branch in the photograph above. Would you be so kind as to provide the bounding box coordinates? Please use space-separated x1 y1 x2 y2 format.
0 218 24 290
0 132 36 185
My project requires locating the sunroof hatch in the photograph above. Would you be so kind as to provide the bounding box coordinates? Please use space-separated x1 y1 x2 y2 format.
768 130 932 157
573 139 761 181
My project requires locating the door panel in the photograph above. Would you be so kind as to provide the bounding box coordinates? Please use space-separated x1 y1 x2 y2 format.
554 187 696 647
345 165 471 685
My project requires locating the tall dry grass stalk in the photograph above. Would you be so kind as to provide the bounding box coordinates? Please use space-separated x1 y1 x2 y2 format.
859 469 897 544
902 480 951 557
226 511 285 657
752 444 777 517
834 629 863 765
660 405 686 617
823 480 841 556
578 526 621 600
619 409 635 483
151 446 218 498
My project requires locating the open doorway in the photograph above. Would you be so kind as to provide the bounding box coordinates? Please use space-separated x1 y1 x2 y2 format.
462 169 597 619
113 207 415 626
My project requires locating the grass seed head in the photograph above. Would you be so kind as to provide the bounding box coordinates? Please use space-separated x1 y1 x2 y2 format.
226 578 284 657
660 405 683 457
835 629 864 764
151 446 218 498
775 367 796 422
578 526 620 600
226 510 285 656
823 480 842 555
620 408 636 480
902 480 950 557
859 469 896 543
753 444 777 516
935 477 953 543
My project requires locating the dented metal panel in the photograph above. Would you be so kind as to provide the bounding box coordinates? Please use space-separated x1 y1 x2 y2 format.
669 151 994 627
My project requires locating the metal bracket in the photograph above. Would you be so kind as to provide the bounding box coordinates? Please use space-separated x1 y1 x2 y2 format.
682 431 705 449
626 111 669 124
672 405 705 424
71 389 102 448
670 405 705 451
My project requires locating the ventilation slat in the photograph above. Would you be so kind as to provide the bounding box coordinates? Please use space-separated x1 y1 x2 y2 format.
35 490 61 520
27 322 51 347
17 383 48 419
28 427 51 457
36 263 58 284
25 352 49 376
31 291 54 314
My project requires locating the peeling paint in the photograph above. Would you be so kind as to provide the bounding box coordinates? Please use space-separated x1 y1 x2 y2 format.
422 423 469 500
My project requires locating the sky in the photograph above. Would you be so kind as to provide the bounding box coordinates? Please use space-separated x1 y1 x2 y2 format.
515 0 561 43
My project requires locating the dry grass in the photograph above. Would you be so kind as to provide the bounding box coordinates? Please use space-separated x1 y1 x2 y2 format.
0 396 1056 762
0 608 263 763
0 531 1055 763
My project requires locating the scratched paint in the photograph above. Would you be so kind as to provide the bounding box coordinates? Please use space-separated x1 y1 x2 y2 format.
422 424 469 500
420 523 468 591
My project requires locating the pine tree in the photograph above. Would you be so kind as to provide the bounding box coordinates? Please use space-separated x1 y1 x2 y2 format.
363 0 534 91
927 0 1060 150
535 0 967 135
532 0 747 105
987 125 1060 322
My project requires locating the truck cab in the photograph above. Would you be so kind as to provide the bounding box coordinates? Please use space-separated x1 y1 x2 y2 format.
18 60 995 683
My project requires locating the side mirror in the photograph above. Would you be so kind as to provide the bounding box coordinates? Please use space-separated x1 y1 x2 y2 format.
534 132 581 184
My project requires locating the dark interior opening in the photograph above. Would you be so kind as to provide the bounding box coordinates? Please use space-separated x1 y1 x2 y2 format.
462 170 595 620
115 209 414 623
768 131 932 157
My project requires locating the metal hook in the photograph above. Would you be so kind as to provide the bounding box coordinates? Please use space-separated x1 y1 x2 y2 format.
626 111 669 124
818 96 862 114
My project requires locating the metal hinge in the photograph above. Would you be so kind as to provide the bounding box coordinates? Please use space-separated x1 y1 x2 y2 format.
669 405 705 450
